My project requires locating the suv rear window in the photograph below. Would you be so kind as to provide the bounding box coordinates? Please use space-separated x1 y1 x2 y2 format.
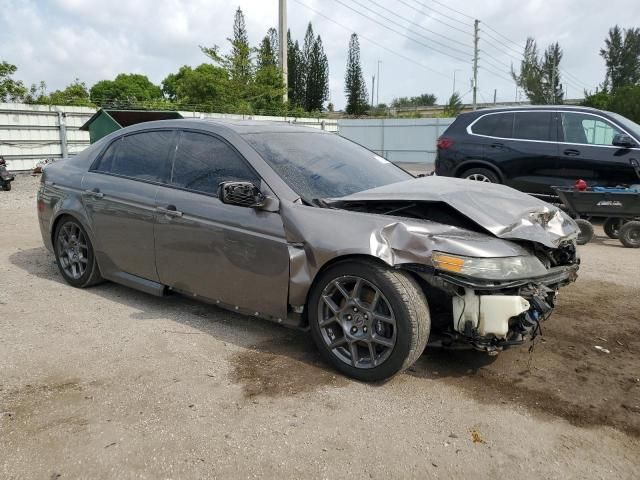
513 112 553 141
471 113 513 138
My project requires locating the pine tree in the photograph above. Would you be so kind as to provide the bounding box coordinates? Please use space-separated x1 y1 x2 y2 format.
344 33 368 115
254 29 285 113
305 35 329 111
287 30 304 107
512 37 563 104
200 7 253 104
541 42 563 104
601 26 640 90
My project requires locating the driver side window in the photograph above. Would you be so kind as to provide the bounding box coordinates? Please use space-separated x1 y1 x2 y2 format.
561 112 621 146
170 131 259 195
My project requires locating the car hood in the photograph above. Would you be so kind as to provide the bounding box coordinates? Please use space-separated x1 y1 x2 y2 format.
326 176 578 249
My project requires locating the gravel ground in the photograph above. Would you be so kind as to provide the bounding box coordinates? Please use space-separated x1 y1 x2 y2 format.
1 174 639 479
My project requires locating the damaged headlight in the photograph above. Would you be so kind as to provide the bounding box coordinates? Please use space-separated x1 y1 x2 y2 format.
431 252 548 280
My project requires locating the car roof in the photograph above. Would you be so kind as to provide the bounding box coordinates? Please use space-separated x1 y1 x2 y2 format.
461 104 604 117
114 118 330 136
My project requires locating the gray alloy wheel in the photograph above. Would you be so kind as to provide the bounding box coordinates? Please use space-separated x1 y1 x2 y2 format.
53 217 103 288
318 275 397 369
461 167 500 184
309 260 430 382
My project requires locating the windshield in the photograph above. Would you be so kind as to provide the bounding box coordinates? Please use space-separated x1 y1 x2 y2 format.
607 112 640 139
243 132 412 200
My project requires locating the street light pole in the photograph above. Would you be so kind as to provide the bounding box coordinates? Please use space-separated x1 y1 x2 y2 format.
376 60 381 105
279 0 288 103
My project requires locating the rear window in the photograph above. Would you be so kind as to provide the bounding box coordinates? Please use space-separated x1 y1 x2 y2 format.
471 113 513 138
513 112 553 141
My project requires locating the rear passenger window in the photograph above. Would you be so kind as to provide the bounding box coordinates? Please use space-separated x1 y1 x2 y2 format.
170 131 259 195
94 131 174 182
472 113 513 138
513 112 553 141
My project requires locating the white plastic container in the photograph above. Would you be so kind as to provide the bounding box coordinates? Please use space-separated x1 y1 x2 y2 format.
478 295 530 338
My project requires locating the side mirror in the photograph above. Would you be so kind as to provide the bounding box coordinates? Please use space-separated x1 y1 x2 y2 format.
612 133 637 148
218 181 266 208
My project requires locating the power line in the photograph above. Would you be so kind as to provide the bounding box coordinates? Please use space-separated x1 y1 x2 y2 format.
430 0 476 21
479 66 514 84
395 0 473 37
330 0 471 63
291 0 452 78
366 0 472 50
404 0 474 27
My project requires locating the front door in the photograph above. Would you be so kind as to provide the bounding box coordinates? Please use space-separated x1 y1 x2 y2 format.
557 111 640 187
153 130 290 319
81 130 175 281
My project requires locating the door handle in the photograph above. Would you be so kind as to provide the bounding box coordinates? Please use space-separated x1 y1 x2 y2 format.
563 148 581 156
84 188 104 199
156 205 183 218
491 142 505 149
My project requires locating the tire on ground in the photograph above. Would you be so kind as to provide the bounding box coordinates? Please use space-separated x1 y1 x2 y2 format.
460 167 500 184
574 219 595 245
308 259 430 382
53 216 104 288
619 221 640 248
603 217 627 239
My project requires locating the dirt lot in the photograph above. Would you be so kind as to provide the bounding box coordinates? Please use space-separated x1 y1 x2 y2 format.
2 175 640 479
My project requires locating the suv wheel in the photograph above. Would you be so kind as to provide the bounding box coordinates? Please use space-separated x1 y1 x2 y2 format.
309 260 430 382
461 167 500 184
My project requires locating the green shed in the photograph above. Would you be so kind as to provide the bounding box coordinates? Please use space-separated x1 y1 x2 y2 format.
80 109 184 144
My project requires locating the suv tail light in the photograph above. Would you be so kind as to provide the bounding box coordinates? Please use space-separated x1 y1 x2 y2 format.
437 136 454 150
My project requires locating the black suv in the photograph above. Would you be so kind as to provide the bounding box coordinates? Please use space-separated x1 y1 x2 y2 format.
435 106 640 195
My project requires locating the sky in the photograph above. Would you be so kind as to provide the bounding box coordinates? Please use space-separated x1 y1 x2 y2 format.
1 0 639 109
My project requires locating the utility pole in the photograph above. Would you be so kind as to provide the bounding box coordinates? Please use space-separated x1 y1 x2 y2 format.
376 60 381 105
472 19 479 110
279 0 288 103
452 69 461 95
493 89 497 104
371 75 375 107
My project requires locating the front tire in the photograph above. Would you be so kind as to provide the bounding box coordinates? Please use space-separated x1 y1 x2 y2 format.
53 217 103 287
461 167 500 184
1 181 11 191
603 217 627 239
309 260 430 382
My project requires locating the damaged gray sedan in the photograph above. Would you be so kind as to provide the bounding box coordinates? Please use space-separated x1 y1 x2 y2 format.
37 120 580 381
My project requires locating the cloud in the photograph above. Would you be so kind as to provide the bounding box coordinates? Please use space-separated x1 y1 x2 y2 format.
1 0 638 108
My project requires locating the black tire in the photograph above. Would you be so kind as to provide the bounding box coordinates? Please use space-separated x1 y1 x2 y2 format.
619 221 640 248
574 219 595 245
603 217 627 239
53 216 103 287
460 167 501 184
2 181 11 191
308 260 430 382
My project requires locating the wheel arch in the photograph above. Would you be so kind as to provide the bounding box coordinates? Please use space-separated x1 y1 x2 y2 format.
50 210 98 256
453 160 505 182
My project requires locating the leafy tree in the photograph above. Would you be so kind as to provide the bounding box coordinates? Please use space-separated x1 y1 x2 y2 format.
162 64 230 109
607 85 640 122
46 79 92 106
89 73 162 106
600 26 640 90
200 7 253 100
443 92 463 117
391 93 436 108
0 61 28 102
582 89 610 110
344 33 368 115
299 23 329 111
512 38 563 104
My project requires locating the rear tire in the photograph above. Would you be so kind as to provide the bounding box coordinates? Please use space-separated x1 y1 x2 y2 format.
309 260 430 382
619 221 640 248
461 167 500 184
603 217 627 239
2 181 11 191
575 219 594 245
53 217 103 288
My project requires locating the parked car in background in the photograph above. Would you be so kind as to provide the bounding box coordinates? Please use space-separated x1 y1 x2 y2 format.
37 120 579 382
435 106 640 196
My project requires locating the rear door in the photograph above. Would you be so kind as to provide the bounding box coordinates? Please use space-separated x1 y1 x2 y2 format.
153 130 290 319
490 111 559 194
81 130 175 281
557 111 639 187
